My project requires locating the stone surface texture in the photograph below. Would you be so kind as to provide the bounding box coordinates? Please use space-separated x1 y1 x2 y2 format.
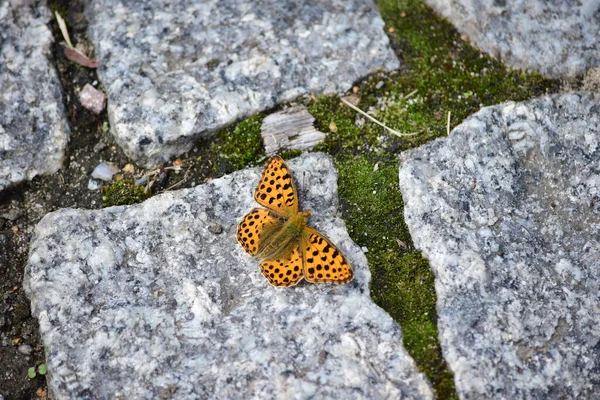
399 92 600 398
0 0 69 190
25 153 433 399
83 0 399 167
423 0 600 78
261 106 326 155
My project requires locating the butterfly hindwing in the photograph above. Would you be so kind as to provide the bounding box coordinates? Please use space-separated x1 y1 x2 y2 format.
236 208 285 256
260 246 304 287
254 156 298 218
301 226 353 284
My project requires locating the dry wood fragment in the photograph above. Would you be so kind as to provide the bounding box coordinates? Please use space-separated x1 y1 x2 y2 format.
260 106 326 155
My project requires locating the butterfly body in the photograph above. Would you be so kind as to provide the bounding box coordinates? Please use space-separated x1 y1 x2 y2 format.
237 156 353 287
255 210 310 262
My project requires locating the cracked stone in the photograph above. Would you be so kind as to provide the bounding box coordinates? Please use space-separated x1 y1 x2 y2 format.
0 0 69 191
83 0 399 166
26 153 432 399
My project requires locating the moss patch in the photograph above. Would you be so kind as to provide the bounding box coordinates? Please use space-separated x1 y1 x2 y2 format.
217 114 266 171
308 4 559 165
337 157 455 397
102 180 152 207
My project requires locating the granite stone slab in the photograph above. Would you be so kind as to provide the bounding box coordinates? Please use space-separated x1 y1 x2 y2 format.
0 0 69 191
25 153 433 399
423 0 600 78
399 92 600 398
83 0 399 167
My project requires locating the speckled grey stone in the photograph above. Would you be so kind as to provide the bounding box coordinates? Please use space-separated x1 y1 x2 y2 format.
423 0 600 78
25 153 433 400
83 0 399 167
399 92 600 399
0 0 69 190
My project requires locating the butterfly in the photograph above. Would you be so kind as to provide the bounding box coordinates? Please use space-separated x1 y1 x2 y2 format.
236 156 354 287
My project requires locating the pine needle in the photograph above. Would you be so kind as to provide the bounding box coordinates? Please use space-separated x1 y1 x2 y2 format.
55 11 74 49
340 97 420 137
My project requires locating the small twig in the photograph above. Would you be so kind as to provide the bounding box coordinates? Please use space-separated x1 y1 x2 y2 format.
139 165 181 181
340 97 420 137
447 111 452 136
403 89 418 99
395 238 408 250
163 167 191 192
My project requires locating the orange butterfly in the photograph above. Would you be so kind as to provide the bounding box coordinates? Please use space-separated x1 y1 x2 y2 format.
237 156 354 287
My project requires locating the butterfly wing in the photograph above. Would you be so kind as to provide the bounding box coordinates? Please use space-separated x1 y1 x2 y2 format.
301 226 353 284
254 156 298 218
260 246 304 287
237 208 285 256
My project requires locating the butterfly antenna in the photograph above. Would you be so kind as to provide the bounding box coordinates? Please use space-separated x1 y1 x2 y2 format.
302 171 307 206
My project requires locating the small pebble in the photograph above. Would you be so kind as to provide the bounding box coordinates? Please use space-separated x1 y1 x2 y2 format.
208 224 223 234
18 344 33 355
93 141 108 152
122 164 135 174
79 83 106 114
88 179 100 190
375 81 384 89
91 163 120 181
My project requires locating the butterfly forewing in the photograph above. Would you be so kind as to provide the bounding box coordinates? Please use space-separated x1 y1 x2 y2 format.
236 208 285 256
254 156 298 218
301 227 353 284
260 246 304 287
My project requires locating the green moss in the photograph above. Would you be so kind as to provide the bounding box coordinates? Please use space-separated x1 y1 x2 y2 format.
376 0 557 128
217 114 266 170
102 180 151 207
278 149 303 160
337 157 456 398
309 96 380 159
173 114 266 186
